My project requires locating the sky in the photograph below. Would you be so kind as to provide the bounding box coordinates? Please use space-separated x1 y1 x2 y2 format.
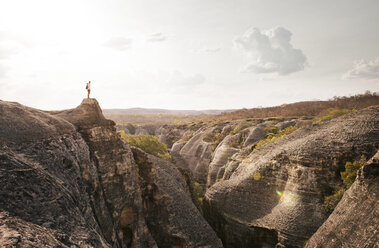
0 0 378 110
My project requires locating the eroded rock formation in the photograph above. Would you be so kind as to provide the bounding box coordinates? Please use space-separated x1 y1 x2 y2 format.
0 99 222 248
1 98 378 248
131 147 222 247
305 151 379 248
203 106 379 247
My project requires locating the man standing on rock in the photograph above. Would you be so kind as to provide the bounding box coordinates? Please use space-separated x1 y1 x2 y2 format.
86 81 91 98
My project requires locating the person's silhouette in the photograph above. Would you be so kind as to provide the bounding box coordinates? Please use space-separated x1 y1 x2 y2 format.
86 81 91 98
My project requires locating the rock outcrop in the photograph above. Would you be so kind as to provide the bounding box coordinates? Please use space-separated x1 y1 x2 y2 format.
0 99 222 248
305 151 379 248
178 128 216 184
1 99 114 247
131 147 223 248
203 106 379 247
206 134 241 188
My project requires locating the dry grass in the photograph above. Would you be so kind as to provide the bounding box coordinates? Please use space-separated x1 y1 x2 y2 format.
105 92 379 127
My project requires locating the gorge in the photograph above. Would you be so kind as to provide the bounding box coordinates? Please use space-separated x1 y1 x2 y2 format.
0 98 378 248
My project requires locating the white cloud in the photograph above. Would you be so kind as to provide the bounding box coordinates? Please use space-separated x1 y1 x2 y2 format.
103 37 132 51
0 46 19 60
190 46 221 53
0 31 31 78
147 32 167 42
234 27 307 75
0 64 7 78
343 57 379 79
203 47 221 53
166 71 205 87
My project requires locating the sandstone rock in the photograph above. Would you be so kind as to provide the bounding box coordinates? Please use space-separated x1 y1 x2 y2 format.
305 151 379 248
171 141 186 154
207 134 241 188
275 120 296 130
242 126 266 147
52 98 114 130
179 128 216 184
204 106 379 247
131 147 223 248
0 100 114 247
0 99 222 248
155 126 186 149
57 99 157 247
0 100 74 144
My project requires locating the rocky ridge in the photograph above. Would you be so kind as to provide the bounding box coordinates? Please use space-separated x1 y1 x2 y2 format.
202 106 378 247
1 98 378 248
305 151 379 248
0 99 222 248
167 106 378 247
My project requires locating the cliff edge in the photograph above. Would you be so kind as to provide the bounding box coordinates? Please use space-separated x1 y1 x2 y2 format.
0 99 222 248
305 151 379 247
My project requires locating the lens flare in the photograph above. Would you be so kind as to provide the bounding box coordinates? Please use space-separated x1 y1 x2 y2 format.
276 190 282 196
280 191 300 209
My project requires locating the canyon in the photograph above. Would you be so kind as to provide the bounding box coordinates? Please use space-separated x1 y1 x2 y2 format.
0 98 378 247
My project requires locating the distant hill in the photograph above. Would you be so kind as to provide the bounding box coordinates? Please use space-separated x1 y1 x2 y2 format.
215 91 379 120
104 92 379 126
103 107 235 115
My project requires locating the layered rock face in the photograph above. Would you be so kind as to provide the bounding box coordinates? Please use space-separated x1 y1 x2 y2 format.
203 107 379 247
0 99 221 248
0 99 111 247
305 151 379 248
131 147 222 248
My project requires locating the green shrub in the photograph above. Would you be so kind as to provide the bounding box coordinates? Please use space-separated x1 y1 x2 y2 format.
178 133 193 144
323 156 366 213
229 125 242 135
122 134 171 159
255 126 297 150
300 115 313 120
119 130 126 139
193 182 204 206
314 108 356 124
323 188 345 214
203 130 226 151
263 126 279 134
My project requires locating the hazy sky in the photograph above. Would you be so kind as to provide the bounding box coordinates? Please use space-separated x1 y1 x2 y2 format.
0 0 378 110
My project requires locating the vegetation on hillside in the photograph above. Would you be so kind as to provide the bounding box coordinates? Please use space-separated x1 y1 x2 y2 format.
254 126 298 150
229 125 243 135
323 156 366 213
193 182 204 207
313 108 356 124
178 132 194 144
121 133 171 159
203 129 227 151
215 91 378 121
106 92 379 127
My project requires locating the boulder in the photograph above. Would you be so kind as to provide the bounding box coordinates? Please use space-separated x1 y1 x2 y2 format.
275 120 296 130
